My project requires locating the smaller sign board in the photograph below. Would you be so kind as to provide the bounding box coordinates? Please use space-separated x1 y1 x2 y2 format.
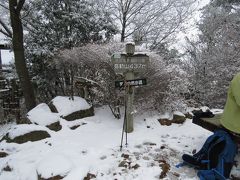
115 78 147 88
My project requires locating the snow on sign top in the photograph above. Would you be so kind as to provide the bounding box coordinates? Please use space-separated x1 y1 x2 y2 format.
113 53 121 59
51 96 91 116
27 103 60 126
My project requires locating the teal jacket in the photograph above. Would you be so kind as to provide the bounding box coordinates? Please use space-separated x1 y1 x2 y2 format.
221 73 240 134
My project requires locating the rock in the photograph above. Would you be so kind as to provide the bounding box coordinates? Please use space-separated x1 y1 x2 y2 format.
3 165 12 172
70 123 87 130
46 121 62 132
70 125 81 130
4 130 50 144
63 106 94 121
184 112 193 119
118 160 128 168
50 96 94 121
121 154 129 159
27 103 61 131
158 119 172 126
132 164 140 170
0 152 8 158
38 175 64 180
1 125 51 144
83 173 96 180
48 101 58 113
172 113 186 124
160 146 165 149
158 112 186 126
100 155 107 160
37 153 72 180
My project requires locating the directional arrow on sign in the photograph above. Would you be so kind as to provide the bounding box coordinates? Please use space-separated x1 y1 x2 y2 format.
115 78 147 88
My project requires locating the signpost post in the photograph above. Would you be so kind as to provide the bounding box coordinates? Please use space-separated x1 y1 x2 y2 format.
112 43 149 133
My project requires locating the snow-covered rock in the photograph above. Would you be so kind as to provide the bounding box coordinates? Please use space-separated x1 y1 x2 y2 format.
50 96 94 121
27 103 62 131
37 153 73 179
172 111 186 123
51 96 91 116
2 124 50 144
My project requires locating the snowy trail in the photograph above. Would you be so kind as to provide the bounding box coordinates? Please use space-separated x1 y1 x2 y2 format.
1 106 238 180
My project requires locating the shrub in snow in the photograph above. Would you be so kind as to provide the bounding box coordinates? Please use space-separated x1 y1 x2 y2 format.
1 124 50 144
50 96 94 121
134 51 189 113
27 103 62 131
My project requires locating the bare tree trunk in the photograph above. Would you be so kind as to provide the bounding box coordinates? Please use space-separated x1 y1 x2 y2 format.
121 15 126 42
9 0 36 111
0 50 2 70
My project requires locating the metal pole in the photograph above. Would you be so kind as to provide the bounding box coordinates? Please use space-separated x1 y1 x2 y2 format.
120 94 128 151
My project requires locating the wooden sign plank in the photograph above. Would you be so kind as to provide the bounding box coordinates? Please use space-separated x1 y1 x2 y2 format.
112 53 149 73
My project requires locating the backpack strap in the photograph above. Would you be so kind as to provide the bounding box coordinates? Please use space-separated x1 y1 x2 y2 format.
207 136 225 169
198 169 226 180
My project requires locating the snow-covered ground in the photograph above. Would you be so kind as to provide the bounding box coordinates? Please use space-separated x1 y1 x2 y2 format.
0 106 240 180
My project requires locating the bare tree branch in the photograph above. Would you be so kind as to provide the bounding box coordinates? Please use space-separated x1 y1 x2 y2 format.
0 28 11 38
0 3 8 11
0 18 12 38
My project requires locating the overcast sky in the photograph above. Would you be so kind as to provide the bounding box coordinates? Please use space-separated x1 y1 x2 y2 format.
172 0 210 52
0 0 210 65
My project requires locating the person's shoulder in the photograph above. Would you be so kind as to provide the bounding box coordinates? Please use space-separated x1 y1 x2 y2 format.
231 72 240 85
233 72 240 80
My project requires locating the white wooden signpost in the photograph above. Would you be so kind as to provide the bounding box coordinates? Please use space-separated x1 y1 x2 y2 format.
111 43 149 133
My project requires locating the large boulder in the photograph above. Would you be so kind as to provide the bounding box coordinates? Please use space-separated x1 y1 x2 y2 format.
50 96 94 121
27 103 62 131
1 124 50 144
